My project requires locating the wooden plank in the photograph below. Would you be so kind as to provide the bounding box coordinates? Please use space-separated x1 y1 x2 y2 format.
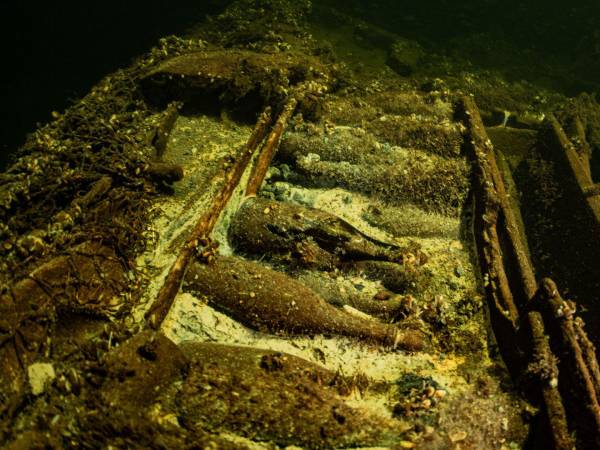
548 114 600 225
457 97 573 450
245 97 297 196
145 107 273 329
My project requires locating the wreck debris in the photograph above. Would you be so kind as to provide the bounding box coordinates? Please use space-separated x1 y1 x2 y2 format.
455 98 521 331
72 176 113 209
99 330 188 407
350 260 430 294
546 114 600 229
148 101 180 158
296 271 410 320
140 50 328 111
283 140 469 215
246 96 298 196
1 0 587 446
457 96 573 449
176 342 404 448
145 107 273 329
564 113 593 178
0 241 128 400
531 278 600 448
183 255 424 351
361 202 461 239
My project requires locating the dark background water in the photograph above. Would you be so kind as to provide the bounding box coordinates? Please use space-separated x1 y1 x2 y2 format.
323 0 600 91
1 1 600 170
0 2 228 170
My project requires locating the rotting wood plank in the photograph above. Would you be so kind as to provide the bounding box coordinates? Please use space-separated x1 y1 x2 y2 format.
457 96 573 450
548 114 600 226
468 104 600 449
145 107 273 329
455 98 521 324
584 183 600 198
245 96 298 196
532 278 600 447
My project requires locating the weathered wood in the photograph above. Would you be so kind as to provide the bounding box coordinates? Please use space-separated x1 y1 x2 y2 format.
150 102 181 158
576 317 600 400
245 96 298 196
489 153 538 300
140 51 328 109
184 255 424 351
457 97 573 450
460 102 524 381
525 309 573 450
72 176 113 209
548 114 600 226
144 162 184 184
455 98 521 323
562 113 592 179
0 241 127 400
178 342 403 448
532 278 600 448
584 183 600 198
145 107 273 329
572 115 592 178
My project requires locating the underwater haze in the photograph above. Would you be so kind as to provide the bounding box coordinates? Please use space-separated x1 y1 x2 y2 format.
0 1 228 170
2 0 600 169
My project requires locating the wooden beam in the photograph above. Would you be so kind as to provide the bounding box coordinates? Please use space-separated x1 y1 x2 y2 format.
145 107 273 329
245 97 297 196
457 97 573 450
548 114 600 226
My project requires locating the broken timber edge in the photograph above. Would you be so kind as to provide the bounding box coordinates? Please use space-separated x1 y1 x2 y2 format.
456 96 574 450
144 106 273 329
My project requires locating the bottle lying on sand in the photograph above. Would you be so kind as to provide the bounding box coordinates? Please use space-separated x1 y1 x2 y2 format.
183 255 424 351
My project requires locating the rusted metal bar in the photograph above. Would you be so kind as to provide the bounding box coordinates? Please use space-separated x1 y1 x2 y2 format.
145 107 273 329
457 96 573 450
245 97 298 196
547 114 600 225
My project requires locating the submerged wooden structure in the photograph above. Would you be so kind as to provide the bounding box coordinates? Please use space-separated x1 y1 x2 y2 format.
2 1 600 447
